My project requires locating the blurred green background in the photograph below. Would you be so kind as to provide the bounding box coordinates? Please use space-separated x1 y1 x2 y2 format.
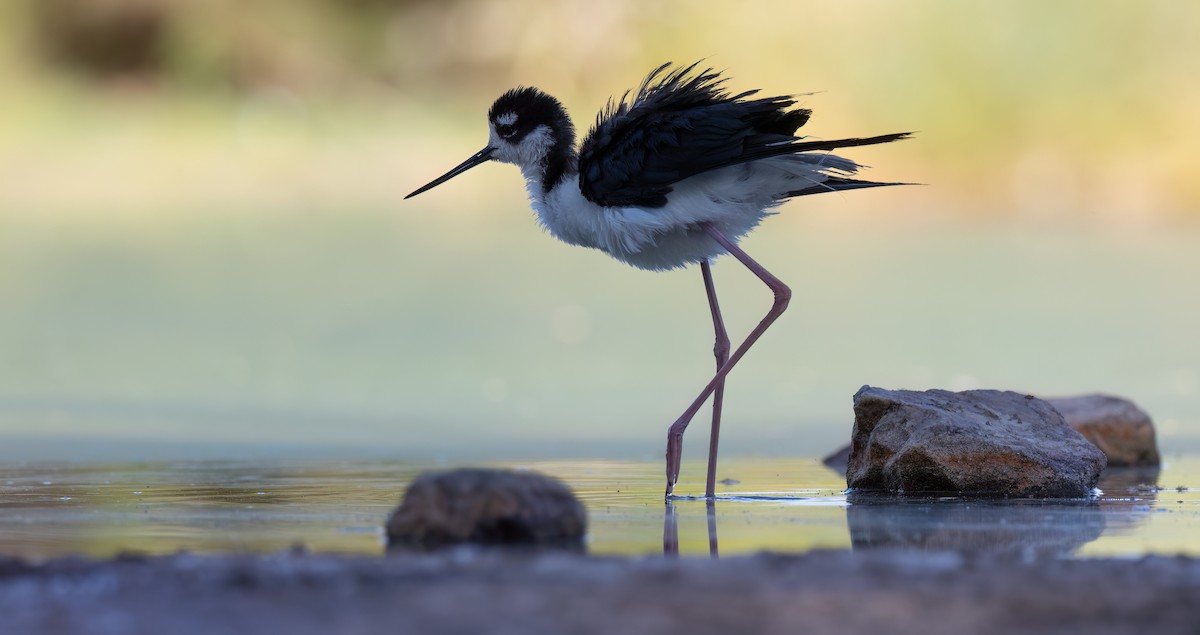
2 0 1198 463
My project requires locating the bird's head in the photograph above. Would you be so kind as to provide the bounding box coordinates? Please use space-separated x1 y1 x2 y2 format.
485 87 574 167
406 87 575 199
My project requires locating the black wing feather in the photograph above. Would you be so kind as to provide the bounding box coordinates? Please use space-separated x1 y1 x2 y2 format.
579 63 809 207
578 62 908 208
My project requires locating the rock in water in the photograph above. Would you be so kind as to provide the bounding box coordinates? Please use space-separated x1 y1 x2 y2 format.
821 444 852 475
1046 394 1160 468
386 469 586 551
848 386 1106 497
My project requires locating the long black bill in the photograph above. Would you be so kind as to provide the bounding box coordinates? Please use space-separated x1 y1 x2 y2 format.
405 147 495 199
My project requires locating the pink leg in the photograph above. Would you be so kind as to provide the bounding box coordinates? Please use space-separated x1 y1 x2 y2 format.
665 223 792 499
700 259 731 499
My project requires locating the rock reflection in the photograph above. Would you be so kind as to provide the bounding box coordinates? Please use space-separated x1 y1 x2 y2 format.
846 493 1106 557
1094 467 1160 537
1097 467 1161 497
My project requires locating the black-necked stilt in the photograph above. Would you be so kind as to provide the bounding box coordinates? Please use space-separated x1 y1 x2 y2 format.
407 62 911 500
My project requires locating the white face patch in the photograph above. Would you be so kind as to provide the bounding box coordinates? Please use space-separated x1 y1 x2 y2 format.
489 124 555 169
495 112 518 125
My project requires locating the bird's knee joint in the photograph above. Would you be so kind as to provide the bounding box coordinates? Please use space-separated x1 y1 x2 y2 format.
773 285 792 310
713 334 731 359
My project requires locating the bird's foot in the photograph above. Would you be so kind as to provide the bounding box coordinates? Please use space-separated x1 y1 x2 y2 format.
665 430 683 501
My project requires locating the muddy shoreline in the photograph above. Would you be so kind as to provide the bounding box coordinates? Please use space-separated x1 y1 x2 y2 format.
2 549 1198 634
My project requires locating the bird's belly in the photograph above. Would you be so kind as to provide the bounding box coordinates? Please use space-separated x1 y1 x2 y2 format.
550 205 770 271
534 174 777 271
610 227 728 271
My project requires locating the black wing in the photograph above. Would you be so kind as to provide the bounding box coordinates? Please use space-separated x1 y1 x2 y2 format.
577 62 909 208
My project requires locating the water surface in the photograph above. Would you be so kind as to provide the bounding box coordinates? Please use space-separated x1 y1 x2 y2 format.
2 457 1197 559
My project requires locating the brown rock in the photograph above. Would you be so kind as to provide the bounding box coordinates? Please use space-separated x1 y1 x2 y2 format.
1047 394 1160 467
848 386 1106 497
386 468 586 551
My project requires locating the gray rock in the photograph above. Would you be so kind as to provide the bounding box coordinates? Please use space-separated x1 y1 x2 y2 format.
848 386 1106 497
386 468 586 551
1046 394 1160 467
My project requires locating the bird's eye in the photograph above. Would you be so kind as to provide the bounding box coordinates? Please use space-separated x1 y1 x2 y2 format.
497 124 516 139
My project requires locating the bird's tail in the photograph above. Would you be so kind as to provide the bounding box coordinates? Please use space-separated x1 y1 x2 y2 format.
779 132 915 197
787 132 913 154
784 176 913 198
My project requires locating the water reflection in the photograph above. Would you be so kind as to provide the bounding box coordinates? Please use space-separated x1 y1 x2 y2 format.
662 500 719 558
845 494 1107 557
663 501 678 556
706 500 719 558
1094 467 1161 540
667 494 1114 559
663 466 1170 559
1097 467 1161 496
842 467 1164 557
841 468 1166 557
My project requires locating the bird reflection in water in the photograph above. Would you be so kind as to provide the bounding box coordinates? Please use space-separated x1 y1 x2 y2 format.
663 499 720 558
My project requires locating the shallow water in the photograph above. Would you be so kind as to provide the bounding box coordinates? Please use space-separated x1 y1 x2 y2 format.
2 456 1197 559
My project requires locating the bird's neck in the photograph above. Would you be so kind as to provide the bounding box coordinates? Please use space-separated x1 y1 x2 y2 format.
523 147 578 200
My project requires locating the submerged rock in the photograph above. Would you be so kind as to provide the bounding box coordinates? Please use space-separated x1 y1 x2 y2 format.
386 469 586 551
1046 394 1160 467
847 386 1106 497
821 444 852 475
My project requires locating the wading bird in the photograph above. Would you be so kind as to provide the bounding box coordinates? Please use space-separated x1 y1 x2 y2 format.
406 62 910 499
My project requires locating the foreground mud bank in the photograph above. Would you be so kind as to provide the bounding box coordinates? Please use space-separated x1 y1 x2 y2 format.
2 549 1198 635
